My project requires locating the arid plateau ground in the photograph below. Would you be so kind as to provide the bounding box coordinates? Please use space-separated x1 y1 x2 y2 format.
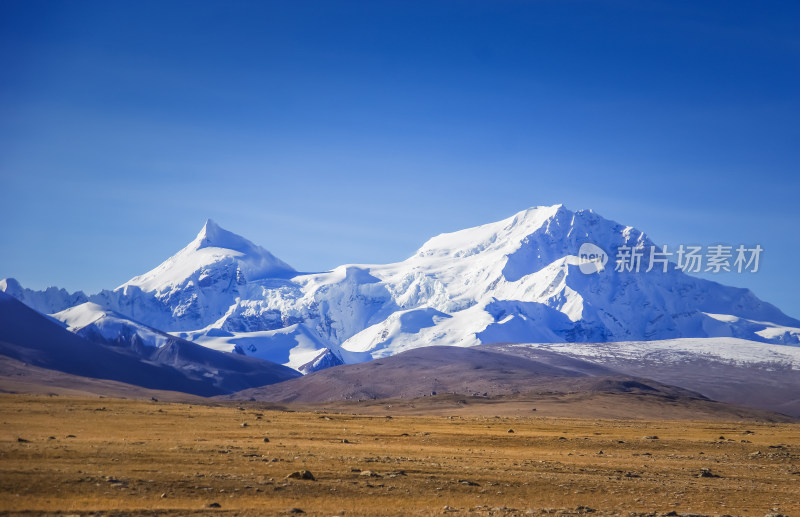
1 394 799 516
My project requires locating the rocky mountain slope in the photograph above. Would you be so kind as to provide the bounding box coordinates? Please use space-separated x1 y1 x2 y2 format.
0 291 299 396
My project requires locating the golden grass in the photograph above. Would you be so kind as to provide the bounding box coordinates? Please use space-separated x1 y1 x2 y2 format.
1 394 798 516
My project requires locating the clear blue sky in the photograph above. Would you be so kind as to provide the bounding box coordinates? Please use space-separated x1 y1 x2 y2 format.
1 1 798 318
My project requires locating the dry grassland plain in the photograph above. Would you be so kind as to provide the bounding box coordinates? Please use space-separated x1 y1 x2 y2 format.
1 394 799 516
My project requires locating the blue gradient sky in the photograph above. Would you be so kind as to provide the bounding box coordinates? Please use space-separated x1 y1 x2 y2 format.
1 1 798 317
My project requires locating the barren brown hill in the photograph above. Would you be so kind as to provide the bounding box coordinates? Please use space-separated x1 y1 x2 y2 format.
223 346 793 421
227 346 702 402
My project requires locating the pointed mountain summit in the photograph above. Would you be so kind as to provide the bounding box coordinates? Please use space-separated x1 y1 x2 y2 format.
120 219 295 293
82 220 299 332
195 219 271 255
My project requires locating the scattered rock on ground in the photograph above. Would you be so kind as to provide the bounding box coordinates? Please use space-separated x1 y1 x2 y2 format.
698 467 721 478
286 470 316 481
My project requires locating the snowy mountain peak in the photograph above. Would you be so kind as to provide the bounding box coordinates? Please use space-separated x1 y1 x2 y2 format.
119 220 295 293
0 277 22 293
415 204 565 260
0 277 88 314
193 218 247 252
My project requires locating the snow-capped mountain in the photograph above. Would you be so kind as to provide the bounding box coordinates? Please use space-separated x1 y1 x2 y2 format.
122 218 295 292
0 277 88 315
340 205 800 357
3 205 799 374
87 219 296 333
54 302 190 352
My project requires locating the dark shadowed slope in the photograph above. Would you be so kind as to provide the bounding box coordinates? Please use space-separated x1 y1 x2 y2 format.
0 354 204 401
150 338 300 393
51 301 302 392
227 345 704 403
0 292 299 396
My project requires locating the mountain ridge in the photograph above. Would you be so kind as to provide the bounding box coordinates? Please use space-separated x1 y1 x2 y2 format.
3 205 799 376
